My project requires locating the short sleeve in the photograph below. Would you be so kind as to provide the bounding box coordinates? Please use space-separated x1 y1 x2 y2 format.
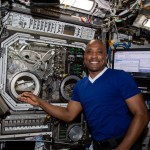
117 71 141 100
71 81 80 102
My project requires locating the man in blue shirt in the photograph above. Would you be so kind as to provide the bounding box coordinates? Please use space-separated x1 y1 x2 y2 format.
18 39 149 150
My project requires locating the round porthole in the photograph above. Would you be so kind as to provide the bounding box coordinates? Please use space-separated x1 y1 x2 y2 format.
60 75 81 101
9 71 41 101
67 125 83 142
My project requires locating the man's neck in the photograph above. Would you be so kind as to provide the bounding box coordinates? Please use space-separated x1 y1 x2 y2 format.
88 67 108 83
89 67 106 79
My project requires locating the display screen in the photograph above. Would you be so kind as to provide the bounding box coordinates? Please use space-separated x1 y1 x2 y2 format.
63 25 75 36
112 49 150 77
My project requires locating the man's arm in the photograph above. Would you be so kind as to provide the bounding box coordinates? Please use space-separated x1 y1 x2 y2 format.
115 93 149 150
18 92 83 122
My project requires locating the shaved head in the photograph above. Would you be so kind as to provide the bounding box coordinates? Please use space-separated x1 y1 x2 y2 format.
86 39 106 53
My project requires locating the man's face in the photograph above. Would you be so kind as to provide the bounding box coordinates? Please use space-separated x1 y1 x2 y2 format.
84 41 107 74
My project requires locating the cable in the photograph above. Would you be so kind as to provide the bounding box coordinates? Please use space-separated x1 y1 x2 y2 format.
113 20 119 42
71 0 76 7
90 20 114 28
1 11 10 23
60 0 66 5
0 25 5 37
118 0 141 17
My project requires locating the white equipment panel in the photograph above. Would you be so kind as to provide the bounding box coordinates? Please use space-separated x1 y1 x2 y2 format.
5 12 95 41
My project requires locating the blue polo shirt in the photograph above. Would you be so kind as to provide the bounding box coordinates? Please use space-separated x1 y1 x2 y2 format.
71 69 140 141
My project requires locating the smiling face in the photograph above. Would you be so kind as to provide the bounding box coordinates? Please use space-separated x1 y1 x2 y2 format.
84 40 108 78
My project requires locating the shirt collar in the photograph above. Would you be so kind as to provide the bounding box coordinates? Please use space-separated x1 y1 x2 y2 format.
88 67 107 83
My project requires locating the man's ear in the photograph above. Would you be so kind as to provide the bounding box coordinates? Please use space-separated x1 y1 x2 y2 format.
106 54 108 61
104 55 108 67
104 55 108 63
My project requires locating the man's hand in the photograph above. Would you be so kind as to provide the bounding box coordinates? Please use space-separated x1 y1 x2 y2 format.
17 92 41 106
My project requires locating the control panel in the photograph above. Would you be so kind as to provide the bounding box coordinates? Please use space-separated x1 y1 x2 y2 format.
5 12 95 41
1 113 50 135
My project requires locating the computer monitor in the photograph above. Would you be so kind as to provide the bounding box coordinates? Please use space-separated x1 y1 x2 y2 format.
112 48 150 78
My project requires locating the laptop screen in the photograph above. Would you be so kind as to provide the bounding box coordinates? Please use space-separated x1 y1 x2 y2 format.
112 48 150 78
